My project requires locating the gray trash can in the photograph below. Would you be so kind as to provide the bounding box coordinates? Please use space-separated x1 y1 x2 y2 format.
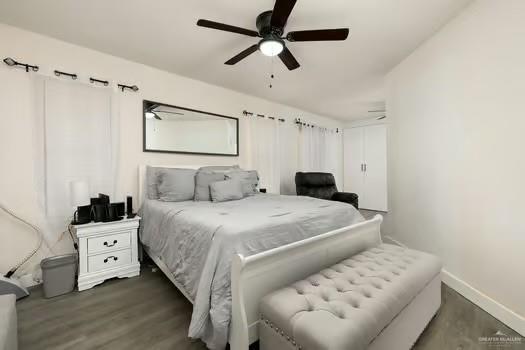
40 254 77 298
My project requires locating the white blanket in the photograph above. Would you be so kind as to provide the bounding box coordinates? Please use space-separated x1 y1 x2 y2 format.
139 194 364 349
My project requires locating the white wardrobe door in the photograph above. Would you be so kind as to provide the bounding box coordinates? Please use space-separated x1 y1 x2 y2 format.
362 124 388 211
343 127 365 199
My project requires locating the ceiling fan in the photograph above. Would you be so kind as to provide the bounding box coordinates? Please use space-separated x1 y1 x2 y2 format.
196 0 349 70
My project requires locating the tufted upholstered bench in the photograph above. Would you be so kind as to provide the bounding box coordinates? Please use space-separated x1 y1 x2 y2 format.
259 244 442 350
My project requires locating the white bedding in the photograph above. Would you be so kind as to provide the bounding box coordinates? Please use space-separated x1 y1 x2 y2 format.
139 193 364 350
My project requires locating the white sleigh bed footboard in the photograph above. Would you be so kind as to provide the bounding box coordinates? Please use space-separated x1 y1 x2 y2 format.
229 215 383 350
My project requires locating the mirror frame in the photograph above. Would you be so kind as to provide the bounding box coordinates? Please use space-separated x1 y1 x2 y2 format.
142 100 239 156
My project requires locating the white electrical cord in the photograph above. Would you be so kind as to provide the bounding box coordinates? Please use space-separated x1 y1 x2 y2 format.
0 203 43 277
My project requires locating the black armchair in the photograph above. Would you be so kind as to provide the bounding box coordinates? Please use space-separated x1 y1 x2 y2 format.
295 172 359 209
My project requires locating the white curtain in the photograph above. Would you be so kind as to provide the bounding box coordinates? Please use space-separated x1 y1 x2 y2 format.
245 116 281 193
298 125 343 188
33 78 119 248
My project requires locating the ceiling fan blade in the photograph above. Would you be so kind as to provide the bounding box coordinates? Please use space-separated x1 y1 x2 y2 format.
155 110 184 116
286 28 349 42
278 47 300 70
197 19 259 37
271 0 297 29
225 45 259 65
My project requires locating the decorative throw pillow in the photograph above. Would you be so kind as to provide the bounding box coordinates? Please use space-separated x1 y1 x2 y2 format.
146 166 160 200
194 172 227 201
157 168 197 202
210 179 244 202
225 170 259 196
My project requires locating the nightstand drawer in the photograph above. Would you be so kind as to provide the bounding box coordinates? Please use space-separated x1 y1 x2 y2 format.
87 231 131 255
88 249 132 273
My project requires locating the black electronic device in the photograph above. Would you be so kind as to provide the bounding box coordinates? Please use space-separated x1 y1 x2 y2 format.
98 193 110 204
104 204 123 222
92 204 107 222
90 197 102 206
72 204 92 225
113 202 125 217
126 196 133 216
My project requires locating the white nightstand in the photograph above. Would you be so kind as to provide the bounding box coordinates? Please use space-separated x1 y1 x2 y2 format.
72 216 141 291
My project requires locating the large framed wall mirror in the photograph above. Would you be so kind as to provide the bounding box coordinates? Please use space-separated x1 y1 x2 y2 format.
143 100 239 156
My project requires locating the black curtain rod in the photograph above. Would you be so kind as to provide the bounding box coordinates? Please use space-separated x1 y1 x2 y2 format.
295 118 340 133
54 70 77 80
3 57 39 72
90 77 109 86
118 83 139 92
242 110 286 122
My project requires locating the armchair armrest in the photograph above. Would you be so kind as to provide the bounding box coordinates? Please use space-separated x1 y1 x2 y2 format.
331 192 359 209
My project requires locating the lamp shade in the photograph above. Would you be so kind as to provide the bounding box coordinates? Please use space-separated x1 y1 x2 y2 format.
70 181 90 207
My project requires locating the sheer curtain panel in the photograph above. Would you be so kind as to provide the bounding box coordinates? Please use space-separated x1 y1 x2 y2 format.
298 125 343 188
34 78 119 247
245 116 281 193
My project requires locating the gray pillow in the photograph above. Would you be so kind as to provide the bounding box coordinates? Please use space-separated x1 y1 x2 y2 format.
210 179 244 202
146 166 160 200
194 172 226 201
157 168 196 202
225 170 259 196
198 165 240 173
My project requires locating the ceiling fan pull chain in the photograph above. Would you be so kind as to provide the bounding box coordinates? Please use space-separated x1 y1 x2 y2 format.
269 56 275 89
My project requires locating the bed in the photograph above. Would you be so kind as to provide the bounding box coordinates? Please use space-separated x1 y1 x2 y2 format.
137 165 377 350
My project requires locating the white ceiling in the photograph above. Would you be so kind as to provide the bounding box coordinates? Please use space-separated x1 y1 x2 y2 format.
0 0 471 120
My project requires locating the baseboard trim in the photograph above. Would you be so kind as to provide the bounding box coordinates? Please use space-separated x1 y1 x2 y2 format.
441 270 524 336
384 235 524 336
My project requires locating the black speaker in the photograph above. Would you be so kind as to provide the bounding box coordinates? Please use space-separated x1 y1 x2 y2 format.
126 196 135 218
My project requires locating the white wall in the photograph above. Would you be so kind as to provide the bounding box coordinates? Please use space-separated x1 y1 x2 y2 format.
386 0 525 333
0 23 342 277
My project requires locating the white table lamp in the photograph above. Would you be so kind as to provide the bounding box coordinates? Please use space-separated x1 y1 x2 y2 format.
70 181 90 207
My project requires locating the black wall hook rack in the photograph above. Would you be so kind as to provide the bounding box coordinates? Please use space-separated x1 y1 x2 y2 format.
89 77 109 86
118 83 139 92
54 70 77 80
3 57 39 72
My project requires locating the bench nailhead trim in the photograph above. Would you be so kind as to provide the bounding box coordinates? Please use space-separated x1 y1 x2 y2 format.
261 314 302 349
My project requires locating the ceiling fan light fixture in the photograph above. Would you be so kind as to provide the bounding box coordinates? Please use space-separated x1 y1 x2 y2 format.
259 37 284 57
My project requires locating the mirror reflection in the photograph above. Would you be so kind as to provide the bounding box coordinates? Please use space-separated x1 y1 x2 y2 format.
143 100 238 156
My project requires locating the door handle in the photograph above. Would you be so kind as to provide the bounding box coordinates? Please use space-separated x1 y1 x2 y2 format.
361 164 364 172
364 164 367 172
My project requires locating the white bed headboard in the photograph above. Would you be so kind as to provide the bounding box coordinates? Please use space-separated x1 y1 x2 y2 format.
138 164 204 205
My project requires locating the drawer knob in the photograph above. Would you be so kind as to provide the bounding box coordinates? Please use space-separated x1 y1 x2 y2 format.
103 256 118 263
103 240 118 247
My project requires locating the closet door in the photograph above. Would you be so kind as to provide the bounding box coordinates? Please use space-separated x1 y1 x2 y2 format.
343 127 365 199
362 124 388 211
